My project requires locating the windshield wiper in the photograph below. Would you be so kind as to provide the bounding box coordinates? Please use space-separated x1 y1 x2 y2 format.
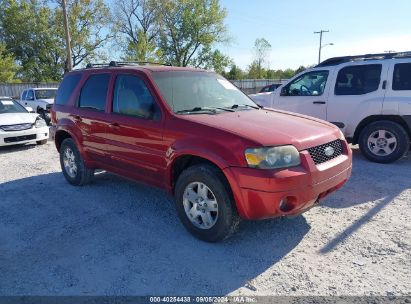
230 104 260 110
175 107 217 114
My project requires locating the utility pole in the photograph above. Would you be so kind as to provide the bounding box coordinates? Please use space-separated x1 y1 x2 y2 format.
314 30 329 64
62 0 72 72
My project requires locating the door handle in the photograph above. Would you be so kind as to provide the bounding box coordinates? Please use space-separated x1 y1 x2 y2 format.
313 101 326 104
109 122 120 129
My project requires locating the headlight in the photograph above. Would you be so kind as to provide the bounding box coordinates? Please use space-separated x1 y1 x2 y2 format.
338 128 345 139
35 117 47 128
245 145 301 169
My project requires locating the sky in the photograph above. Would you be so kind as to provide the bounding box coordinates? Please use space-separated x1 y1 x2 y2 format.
218 0 411 70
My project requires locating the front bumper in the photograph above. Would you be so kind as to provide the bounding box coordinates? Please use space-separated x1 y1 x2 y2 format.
0 126 49 146
223 141 352 220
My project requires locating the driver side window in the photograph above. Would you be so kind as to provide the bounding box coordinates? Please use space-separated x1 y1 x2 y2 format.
283 70 329 96
26 90 34 100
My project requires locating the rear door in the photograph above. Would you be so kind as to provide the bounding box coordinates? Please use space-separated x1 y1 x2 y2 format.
384 60 411 114
105 72 167 187
273 69 332 120
71 73 112 163
326 62 388 136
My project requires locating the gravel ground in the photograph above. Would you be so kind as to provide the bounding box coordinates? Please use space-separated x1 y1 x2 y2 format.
0 140 410 296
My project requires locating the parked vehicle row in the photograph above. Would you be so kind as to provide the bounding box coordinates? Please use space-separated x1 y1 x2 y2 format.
50 61 352 242
250 52 411 163
0 96 49 147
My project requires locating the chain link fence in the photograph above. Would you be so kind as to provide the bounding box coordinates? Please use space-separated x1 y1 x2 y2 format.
231 79 288 94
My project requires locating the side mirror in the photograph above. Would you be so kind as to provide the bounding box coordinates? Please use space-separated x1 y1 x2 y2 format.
280 87 288 96
25 106 35 113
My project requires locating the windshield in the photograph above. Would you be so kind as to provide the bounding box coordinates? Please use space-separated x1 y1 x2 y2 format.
151 71 257 113
0 99 28 114
35 89 57 99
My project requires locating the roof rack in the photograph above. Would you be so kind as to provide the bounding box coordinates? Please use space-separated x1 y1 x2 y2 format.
85 61 170 68
317 51 411 67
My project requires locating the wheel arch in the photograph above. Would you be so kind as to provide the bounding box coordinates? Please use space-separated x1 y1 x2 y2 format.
169 154 230 195
352 115 411 144
55 129 74 152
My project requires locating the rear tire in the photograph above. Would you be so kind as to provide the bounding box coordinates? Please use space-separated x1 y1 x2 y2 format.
175 164 240 242
60 138 94 186
359 120 409 163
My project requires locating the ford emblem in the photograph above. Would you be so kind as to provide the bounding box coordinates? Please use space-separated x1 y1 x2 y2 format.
324 146 335 157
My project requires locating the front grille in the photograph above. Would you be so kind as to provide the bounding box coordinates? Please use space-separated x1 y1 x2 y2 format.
4 134 36 143
308 139 343 165
0 123 33 131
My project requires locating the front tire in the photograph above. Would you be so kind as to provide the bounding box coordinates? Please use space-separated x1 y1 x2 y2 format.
175 164 240 242
60 138 94 186
359 120 409 163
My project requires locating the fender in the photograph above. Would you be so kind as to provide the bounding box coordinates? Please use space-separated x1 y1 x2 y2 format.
54 120 93 166
165 136 244 191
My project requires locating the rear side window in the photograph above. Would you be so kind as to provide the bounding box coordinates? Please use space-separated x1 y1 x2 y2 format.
393 63 411 90
335 64 382 95
55 74 82 105
78 74 110 111
21 90 27 100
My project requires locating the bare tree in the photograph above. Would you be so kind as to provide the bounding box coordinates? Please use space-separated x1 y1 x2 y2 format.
253 38 271 78
113 0 159 60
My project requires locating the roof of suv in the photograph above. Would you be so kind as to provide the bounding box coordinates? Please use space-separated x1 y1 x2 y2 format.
80 61 208 73
317 51 411 67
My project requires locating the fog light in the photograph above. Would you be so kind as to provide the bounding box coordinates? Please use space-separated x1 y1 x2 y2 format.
279 197 295 212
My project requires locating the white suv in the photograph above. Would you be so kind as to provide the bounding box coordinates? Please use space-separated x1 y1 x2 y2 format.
250 52 411 163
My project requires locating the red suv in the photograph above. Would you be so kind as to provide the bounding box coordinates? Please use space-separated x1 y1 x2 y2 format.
51 62 352 242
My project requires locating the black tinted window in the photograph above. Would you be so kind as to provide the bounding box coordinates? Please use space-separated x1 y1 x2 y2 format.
56 74 82 105
335 64 382 95
393 63 411 91
79 74 110 111
113 74 157 119
21 90 27 100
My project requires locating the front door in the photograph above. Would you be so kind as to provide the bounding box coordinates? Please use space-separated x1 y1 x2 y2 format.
273 69 331 120
105 72 167 186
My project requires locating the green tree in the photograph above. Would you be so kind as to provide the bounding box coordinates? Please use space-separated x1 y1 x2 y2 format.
0 43 18 82
247 60 267 79
202 49 232 74
0 0 62 81
226 64 245 80
55 0 113 68
154 0 228 67
0 0 112 81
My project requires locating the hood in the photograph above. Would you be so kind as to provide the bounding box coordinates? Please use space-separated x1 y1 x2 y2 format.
180 109 341 150
37 99 54 104
0 113 38 125
249 92 273 108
